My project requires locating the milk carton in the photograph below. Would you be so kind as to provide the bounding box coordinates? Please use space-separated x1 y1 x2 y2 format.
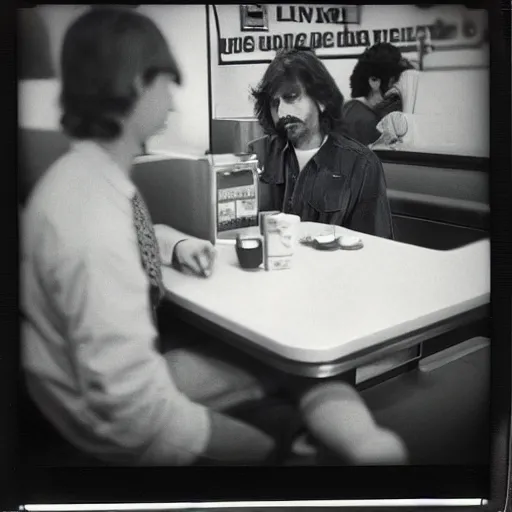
262 213 300 271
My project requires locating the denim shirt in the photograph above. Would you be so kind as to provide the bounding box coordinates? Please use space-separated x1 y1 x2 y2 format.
248 132 394 239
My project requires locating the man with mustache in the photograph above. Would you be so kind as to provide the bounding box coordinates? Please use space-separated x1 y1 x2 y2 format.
248 47 394 239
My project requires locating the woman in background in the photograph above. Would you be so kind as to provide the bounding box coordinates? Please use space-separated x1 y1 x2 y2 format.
343 43 415 145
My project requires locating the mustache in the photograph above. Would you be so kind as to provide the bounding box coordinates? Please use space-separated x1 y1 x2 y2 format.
276 116 303 132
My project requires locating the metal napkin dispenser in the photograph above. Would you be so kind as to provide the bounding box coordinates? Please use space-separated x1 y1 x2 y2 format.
210 153 260 236
132 152 260 245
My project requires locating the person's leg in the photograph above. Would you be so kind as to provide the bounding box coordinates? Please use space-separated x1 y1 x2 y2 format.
296 381 409 465
158 305 407 465
191 409 278 466
162 332 304 465
164 343 280 409
157 301 285 406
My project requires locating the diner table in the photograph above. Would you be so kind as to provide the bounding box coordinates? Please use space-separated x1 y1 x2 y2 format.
162 222 490 378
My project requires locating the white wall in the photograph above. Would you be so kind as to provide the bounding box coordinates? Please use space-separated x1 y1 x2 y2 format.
18 79 61 130
18 6 87 130
19 5 210 156
37 5 89 77
209 4 490 138
139 5 209 156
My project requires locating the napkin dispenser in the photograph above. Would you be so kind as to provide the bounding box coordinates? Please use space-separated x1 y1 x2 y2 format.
131 152 259 245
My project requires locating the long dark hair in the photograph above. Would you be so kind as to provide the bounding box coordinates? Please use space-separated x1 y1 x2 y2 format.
349 43 411 98
60 7 181 141
250 48 345 136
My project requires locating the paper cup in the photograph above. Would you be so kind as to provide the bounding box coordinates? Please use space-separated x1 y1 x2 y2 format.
263 213 301 271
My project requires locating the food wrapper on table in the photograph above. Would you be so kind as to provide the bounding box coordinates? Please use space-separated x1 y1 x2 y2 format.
262 213 300 271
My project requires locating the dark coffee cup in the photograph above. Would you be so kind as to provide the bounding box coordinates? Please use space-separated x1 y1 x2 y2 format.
236 236 263 269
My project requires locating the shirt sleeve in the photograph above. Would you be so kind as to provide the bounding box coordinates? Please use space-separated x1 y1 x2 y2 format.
48 218 211 465
346 155 394 240
354 118 382 146
153 224 188 266
374 94 403 120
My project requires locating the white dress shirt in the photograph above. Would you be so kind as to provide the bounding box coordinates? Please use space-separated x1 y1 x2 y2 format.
21 140 211 466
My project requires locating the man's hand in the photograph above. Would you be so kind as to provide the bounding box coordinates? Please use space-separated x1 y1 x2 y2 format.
174 239 216 277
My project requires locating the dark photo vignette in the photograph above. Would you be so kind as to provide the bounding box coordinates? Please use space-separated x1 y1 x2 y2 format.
4 0 511 510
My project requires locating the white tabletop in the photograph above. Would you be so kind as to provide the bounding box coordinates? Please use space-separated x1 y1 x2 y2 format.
163 222 490 364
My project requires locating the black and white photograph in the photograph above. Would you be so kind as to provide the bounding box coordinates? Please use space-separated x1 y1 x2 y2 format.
15 1 506 497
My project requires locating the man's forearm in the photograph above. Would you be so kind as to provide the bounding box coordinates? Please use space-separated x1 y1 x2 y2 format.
154 224 188 266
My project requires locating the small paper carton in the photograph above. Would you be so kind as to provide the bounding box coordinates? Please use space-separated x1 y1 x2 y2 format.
263 213 300 271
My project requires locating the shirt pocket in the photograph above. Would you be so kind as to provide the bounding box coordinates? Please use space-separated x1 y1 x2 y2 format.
308 173 351 223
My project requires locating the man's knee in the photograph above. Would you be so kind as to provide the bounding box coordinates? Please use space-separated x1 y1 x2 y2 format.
316 428 409 466
297 381 409 465
164 346 270 409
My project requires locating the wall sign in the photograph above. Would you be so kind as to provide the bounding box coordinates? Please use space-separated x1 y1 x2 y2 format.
212 4 488 65
240 5 269 31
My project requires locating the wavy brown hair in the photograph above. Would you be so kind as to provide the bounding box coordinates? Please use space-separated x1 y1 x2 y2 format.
349 42 412 98
250 47 345 136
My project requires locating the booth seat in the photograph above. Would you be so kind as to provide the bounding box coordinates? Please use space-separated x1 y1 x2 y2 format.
18 128 71 205
361 337 490 465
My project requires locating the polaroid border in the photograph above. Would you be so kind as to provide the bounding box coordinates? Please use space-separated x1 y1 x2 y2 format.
4 0 511 510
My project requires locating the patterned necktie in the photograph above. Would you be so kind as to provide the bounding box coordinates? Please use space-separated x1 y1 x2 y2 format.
132 191 165 318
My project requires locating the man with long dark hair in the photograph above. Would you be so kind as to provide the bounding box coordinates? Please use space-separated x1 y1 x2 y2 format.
343 42 414 145
249 47 394 239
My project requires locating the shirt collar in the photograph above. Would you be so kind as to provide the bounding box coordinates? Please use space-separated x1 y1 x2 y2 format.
284 134 337 172
284 133 329 153
292 135 329 154
71 140 137 199
311 134 338 171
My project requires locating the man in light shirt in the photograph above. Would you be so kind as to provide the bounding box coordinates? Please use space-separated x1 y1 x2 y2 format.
20 6 283 466
248 47 394 240
21 8 408 466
